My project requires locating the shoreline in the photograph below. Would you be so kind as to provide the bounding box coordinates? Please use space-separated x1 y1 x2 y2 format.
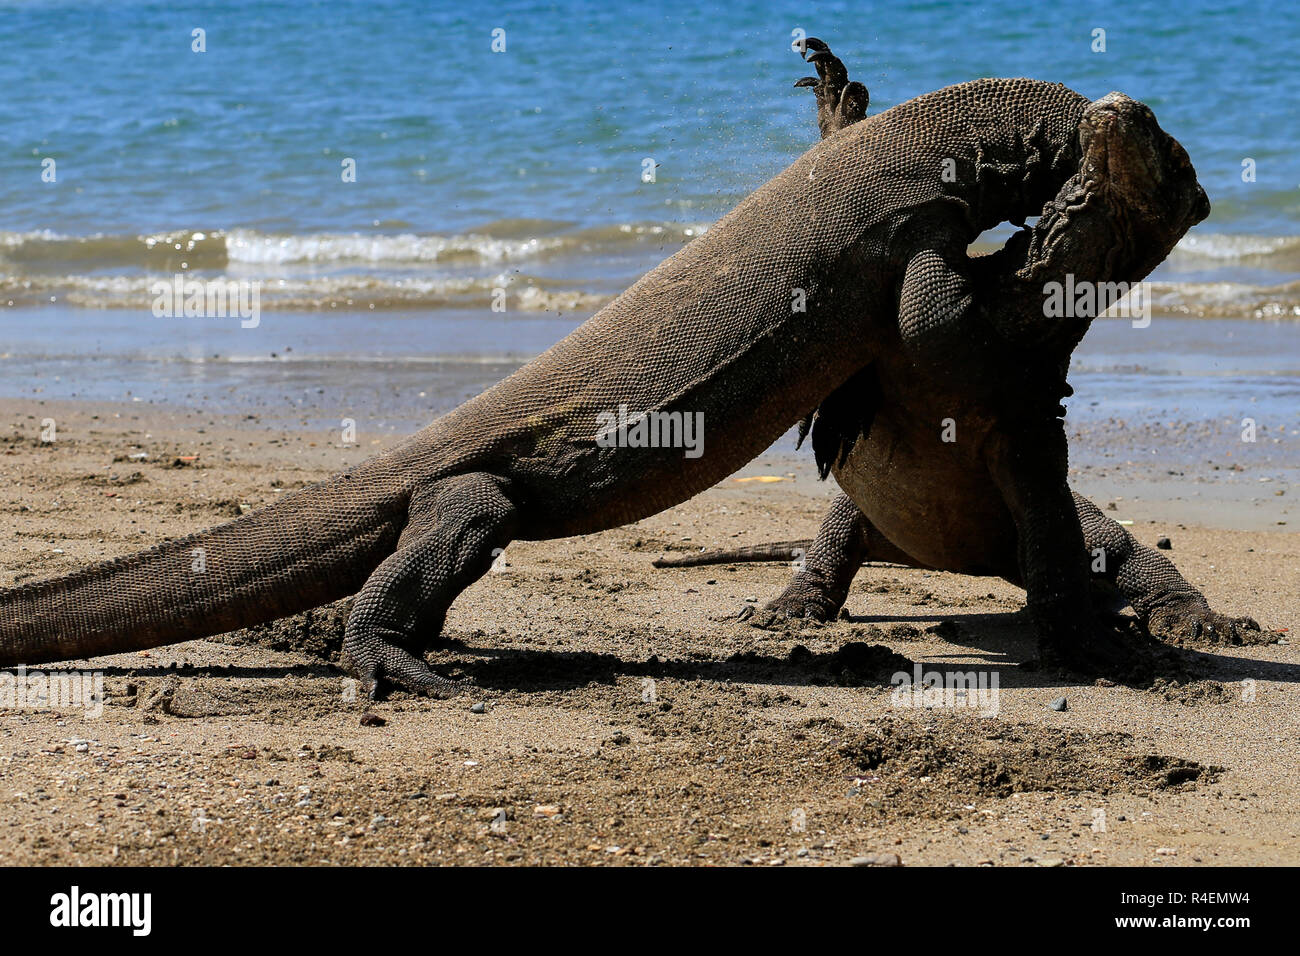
3 379 1294 531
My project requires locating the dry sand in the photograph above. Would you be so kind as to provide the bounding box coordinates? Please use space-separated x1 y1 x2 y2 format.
0 398 1296 866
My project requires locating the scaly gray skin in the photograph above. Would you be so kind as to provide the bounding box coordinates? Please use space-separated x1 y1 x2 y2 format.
0 74 1198 695
661 41 1262 669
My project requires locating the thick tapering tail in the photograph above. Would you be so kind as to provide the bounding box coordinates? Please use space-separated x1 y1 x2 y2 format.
0 461 414 666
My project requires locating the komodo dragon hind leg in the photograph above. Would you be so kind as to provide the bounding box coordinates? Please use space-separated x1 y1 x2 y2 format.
343 473 518 699
794 37 869 136
1074 492 1266 646
742 493 920 625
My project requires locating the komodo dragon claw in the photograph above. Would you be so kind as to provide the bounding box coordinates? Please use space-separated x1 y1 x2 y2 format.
794 37 868 136
347 627 471 701
1145 598 1270 646
799 36 829 59
360 664 469 702
800 38 847 82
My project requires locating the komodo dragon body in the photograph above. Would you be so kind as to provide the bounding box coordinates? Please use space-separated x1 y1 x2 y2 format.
0 72 1210 694
659 41 1262 663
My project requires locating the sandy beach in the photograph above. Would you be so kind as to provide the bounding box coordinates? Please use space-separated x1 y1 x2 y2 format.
0 396 1295 866
3 0 1298 877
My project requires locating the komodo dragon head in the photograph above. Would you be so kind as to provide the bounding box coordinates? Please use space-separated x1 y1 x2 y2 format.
1075 91 1211 273
978 89 1212 347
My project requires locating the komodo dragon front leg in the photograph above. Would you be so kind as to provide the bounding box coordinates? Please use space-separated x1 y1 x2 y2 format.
1071 494 1262 645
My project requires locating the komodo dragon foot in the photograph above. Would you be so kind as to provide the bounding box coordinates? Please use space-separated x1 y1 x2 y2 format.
1072 493 1271 649
342 472 519 699
737 494 916 626
1144 597 1265 646
794 37 869 136
738 575 843 625
1032 612 1173 685
345 629 470 701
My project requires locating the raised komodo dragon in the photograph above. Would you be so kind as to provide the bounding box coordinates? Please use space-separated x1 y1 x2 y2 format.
658 39 1262 661
0 68 1212 696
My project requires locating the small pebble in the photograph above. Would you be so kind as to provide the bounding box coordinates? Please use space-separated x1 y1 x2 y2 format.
849 853 902 867
470 702 486 714
359 712 386 727
1049 696 1068 712
1156 537 1172 550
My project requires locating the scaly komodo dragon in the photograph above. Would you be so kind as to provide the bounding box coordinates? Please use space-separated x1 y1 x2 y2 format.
0 66 1214 695
656 39 1262 663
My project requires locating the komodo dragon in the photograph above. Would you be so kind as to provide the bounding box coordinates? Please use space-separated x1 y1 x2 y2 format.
658 40 1262 660
0 73 1211 696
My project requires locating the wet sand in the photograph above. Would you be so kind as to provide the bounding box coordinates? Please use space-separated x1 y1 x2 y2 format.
0 397 1296 866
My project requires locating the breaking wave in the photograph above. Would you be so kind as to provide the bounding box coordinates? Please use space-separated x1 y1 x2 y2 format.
0 221 713 270
1 226 1296 318
0 272 609 312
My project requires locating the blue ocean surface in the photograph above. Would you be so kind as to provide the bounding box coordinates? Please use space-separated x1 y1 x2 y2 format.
3 0 1297 234
0 0 1296 461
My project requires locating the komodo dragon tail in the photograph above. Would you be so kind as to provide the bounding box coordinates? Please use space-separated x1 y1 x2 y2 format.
0 453 416 667
652 540 815 568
